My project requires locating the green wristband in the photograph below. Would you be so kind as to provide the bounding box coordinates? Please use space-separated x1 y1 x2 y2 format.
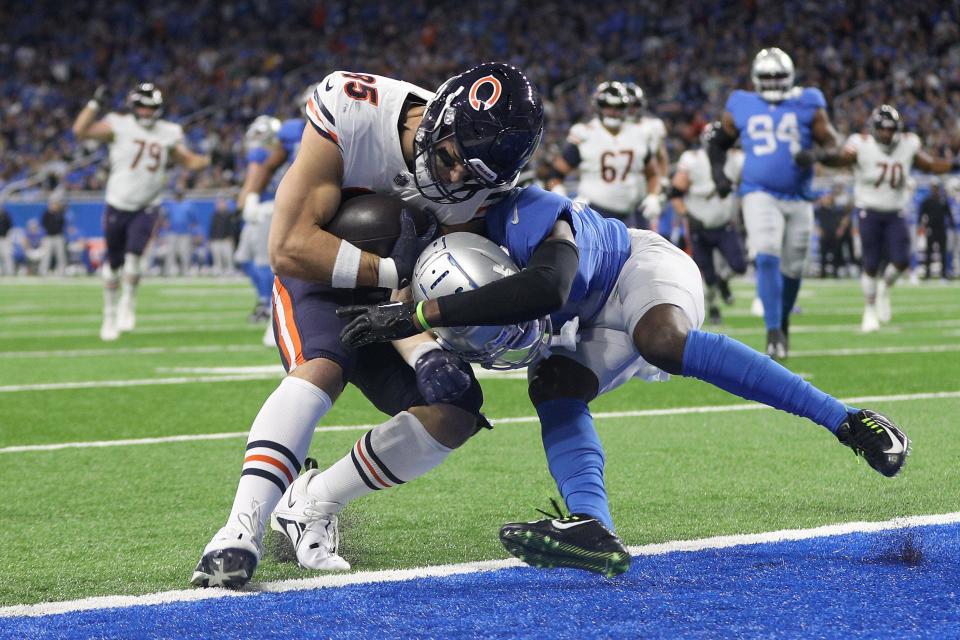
415 300 432 330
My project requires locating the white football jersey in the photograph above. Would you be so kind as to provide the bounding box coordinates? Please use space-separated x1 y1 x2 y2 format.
567 118 652 214
676 148 744 228
638 115 667 154
844 132 922 212
306 71 509 225
103 113 184 211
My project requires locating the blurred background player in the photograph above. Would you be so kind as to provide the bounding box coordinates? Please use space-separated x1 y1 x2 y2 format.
671 121 746 324
0 201 13 276
625 80 670 229
235 115 282 329
236 92 309 345
71 83 211 341
162 188 199 276
814 184 856 278
38 190 71 276
207 196 237 276
549 81 661 230
918 179 955 281
709 47 841 359
822 105 958 331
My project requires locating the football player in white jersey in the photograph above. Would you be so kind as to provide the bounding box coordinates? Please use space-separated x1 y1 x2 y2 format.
72 83 210 341
821 105 957 332
671 122 747 324
549 81 661 230
191 63 544 589
625 81 669 181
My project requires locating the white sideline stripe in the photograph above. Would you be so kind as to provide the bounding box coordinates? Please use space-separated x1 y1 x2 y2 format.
3 389 959 454
0 325 258 339
0 345 265 359
0 374 278 394
2 512 958 619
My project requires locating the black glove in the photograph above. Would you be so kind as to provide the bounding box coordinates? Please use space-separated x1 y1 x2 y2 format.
388 210 437 288
793 148 817 168
713 170 733 199
337 301 420 349
414 349 472 404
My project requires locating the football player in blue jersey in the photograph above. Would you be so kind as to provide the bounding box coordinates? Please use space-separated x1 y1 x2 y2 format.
708 47 842 359
338 183 910 578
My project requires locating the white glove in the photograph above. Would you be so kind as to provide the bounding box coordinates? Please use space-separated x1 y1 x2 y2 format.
641 193 662 219
242 192 260 223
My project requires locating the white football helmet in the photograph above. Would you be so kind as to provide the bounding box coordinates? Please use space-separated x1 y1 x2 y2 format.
412 232 551 370
751 48 795 102
243 115 281 152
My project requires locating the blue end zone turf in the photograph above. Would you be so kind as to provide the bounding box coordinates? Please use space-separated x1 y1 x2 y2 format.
6 523 960 639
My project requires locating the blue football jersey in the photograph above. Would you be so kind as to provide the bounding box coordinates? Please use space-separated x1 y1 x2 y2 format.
726 88 826 200
484 185 632 326
246 118 305 202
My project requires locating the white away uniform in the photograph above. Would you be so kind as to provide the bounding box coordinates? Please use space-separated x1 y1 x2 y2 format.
103 113 184 211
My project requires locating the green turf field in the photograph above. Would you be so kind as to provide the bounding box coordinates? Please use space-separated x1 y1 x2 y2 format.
1 276 958 607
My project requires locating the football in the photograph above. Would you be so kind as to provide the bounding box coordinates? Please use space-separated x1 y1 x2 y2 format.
324 191 434 257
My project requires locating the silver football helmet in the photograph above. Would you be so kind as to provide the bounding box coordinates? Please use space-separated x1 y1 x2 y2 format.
412 232 551 370
751 48 795 102
243 115 281 152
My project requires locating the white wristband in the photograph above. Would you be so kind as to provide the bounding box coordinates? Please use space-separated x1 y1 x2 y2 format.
377 257 399 289
404 340 441 368
331 240 362 288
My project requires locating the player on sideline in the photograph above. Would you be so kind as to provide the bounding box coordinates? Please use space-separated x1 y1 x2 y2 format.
72 83 210 341
670 122 747 324
190 63 544 589
549 81 661 230
338 184 911 578
708 47 841 359
813 105 958 331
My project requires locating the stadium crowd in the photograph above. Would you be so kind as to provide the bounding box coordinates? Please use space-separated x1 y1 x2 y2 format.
1 0 958 193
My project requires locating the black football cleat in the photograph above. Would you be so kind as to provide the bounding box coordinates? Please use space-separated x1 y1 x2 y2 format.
708 305 722 325
499 500 631 578
718 278 735 306
190 546 259 589
836 409 910 477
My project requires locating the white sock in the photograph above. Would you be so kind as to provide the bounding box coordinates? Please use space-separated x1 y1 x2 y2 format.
307 411 452 510
103 265 119 319
227 376 332 530
861 273 878 303
883 263 902 288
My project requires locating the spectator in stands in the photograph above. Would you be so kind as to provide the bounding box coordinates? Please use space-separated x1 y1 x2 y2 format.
38 190 71 275
816 185 856 278
207 196 236 276
0 201 13 275
163 189 198 276
919 180 955 279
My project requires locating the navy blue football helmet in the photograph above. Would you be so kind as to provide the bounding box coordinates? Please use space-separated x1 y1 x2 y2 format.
414 63 544 204
127 82 163 126
870 104 902 150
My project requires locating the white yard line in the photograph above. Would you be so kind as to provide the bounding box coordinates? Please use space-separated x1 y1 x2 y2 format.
3 390 958 454
0 374 277 394
2 511 957 619
0 345 265 359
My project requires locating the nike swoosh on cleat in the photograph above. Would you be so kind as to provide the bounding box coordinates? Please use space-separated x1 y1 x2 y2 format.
551 519 594 530
880 425 906 454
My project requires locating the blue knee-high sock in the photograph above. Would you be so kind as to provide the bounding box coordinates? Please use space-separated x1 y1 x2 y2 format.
681 330 851 433
255 265 274 303
755 253 783 330
781 275 801 326
537 398 614 530
239 261 258 291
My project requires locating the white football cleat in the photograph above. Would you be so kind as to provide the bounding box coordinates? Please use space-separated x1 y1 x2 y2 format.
750 296 765 317
876 280 891 323
861 304 880 333
271 469 351 571
117 298 136 332
191 508 264 589
100 316 119 341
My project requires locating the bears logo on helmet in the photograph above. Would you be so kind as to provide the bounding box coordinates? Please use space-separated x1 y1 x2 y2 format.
414 62 544 204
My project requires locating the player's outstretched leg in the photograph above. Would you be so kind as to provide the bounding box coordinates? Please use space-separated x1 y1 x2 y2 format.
635 305 910 478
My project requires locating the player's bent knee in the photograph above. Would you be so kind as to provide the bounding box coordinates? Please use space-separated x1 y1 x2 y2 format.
632 304 691 375
528 355 599 406
287 358 345 403
411 403 479 449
